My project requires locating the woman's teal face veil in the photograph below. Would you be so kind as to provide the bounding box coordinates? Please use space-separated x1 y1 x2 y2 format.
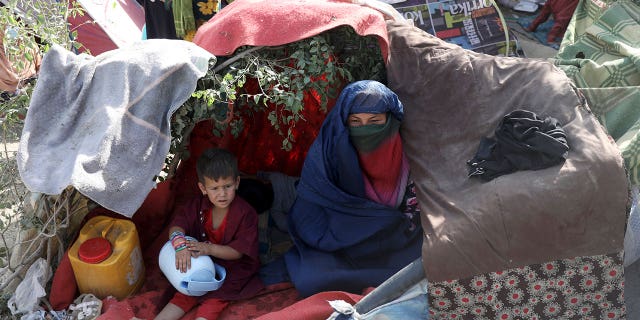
338 80 404 152
349 115 401 152
337 80 404 125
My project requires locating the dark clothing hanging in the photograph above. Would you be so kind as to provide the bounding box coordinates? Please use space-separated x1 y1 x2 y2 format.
143 0 178 39
467 109 570 181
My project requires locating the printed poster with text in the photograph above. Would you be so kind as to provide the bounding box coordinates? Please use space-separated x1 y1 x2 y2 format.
390 0 519 56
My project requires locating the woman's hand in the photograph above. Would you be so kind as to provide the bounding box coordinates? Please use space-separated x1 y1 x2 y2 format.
187 240 210 258
175 249 191 273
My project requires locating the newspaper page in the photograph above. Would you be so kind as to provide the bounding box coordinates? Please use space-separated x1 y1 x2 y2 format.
389 0 520 56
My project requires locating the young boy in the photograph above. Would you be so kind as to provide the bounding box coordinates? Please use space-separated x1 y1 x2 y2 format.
155 148 264 320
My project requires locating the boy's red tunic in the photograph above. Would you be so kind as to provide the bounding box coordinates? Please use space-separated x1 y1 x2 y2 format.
170 195 264 300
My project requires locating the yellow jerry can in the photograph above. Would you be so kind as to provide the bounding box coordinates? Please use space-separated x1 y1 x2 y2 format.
68 215 145 299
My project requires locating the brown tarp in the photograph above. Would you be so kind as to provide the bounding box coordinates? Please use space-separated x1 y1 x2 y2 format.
385 20 629 282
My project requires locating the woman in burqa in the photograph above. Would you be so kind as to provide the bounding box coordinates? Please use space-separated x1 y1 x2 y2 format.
284 80 423 297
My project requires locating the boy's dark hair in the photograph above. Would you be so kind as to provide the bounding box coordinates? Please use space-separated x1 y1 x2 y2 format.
196 148 239 182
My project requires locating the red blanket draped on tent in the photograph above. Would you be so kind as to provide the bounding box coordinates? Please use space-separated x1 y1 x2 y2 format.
192 0 390 61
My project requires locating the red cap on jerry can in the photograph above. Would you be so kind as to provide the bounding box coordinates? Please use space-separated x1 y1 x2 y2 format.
78 237 112 264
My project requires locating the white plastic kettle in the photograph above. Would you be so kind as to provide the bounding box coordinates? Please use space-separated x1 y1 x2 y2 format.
158 237 226 296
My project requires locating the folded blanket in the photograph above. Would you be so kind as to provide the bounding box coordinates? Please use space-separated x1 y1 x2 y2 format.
17 40 214 217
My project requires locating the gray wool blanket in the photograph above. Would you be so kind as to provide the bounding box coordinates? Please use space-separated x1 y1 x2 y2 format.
17 40 214 217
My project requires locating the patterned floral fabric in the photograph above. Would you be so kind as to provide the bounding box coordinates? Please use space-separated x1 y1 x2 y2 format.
428 253 625 319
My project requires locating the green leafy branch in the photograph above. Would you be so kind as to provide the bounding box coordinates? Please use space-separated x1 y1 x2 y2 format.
162 26 385 179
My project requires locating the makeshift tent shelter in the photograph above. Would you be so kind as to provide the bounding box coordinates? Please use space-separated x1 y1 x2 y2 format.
5 0 633 319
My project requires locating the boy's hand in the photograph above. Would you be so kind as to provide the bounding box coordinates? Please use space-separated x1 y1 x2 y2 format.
187 240 209 258
175 249 191 273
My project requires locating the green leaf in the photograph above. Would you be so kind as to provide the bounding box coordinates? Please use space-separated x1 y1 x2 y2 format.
268 111 277 125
